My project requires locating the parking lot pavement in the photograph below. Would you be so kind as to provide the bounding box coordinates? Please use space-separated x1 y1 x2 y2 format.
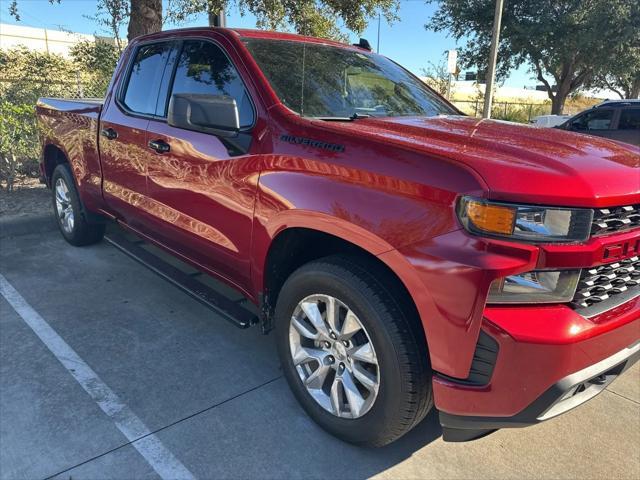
1 230 638 480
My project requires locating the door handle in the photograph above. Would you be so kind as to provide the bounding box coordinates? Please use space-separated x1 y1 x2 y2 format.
148 139 170 153
100 128 118 140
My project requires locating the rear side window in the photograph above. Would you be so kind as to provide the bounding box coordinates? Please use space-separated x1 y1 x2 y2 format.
571 109 614 131
170 40 254 128
123 43 173 115
618 109 640 130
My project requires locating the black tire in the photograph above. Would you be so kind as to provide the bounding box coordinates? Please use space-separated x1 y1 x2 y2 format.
51 164 105 246
275 255 433 447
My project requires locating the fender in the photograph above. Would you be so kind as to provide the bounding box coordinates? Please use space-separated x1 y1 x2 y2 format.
249 160 463 366
249 164 540 378
250 157 465 293
250 203 448 371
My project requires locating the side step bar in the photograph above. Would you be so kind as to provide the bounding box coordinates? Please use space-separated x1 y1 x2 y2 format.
104 232 258 329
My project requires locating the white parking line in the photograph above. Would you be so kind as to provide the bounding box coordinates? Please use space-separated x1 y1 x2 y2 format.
0 274 196 480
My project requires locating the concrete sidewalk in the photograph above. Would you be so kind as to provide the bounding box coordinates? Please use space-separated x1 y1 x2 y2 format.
0 231 638 480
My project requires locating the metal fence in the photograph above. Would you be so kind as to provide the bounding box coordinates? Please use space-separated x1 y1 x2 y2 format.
0 76 107 104
451 99 553 122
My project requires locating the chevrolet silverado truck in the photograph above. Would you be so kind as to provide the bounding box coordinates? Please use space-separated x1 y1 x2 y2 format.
36 28 640 447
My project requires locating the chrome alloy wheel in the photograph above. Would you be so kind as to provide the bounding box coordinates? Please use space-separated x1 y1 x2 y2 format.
289 294 380 419
54 177 74 234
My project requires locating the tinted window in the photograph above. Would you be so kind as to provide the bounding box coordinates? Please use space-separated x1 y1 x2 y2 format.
618 109 640 130
243 39 456 119
171 40 254 128
572 109 614 131
123 43 173 115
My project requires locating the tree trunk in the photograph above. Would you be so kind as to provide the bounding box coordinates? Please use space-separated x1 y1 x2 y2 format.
208 8 226 27
551 95 567 115
127 0 162 41
630 76 640 99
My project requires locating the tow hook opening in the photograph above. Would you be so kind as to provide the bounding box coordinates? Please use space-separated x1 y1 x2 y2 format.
539 365 624 421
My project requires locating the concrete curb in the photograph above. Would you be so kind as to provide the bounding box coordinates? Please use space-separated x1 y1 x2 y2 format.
0 214 57 239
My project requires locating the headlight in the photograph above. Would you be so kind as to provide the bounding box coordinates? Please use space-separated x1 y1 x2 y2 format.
457 196 593 242
488 270 581 304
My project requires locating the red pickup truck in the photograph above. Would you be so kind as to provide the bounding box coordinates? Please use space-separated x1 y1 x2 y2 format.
37 28 639 447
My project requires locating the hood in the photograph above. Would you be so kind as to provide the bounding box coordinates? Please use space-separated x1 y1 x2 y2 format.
323 115 640 208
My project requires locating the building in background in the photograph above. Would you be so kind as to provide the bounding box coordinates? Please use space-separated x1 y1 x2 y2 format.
0 23 117 57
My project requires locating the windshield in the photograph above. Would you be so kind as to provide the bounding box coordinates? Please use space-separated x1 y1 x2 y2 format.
243 38 457 119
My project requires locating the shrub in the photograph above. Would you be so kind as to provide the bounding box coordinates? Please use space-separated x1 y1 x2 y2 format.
0 102 39 190
0 42 118 189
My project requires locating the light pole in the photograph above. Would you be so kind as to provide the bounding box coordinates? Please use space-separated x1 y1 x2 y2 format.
482 0 504 119
377 13 381 53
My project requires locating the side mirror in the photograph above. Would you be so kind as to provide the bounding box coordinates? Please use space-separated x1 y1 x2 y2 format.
168 93 240 137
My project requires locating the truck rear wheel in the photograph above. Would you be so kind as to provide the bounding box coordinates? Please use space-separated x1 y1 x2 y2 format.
51 164 105 246
275 255 433 447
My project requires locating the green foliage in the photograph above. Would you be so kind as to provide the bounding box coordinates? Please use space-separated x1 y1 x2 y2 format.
420 59 451 97
452 100 551 123
90 0 129 52
490 103 550 123
167 0 399 40
426 0 640 113
0 47 74 187
589 47 640 99
0 102 39 190
0 47 78 104
69 40 120 96
0 45 116 188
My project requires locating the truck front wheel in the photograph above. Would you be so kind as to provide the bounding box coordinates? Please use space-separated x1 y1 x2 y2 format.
275 255 433 447
51 164 105 246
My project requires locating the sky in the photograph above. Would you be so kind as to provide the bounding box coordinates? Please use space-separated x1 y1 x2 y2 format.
0 0 534 88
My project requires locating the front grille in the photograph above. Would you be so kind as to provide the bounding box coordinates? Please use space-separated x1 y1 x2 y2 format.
571 256 640 317
591 205 640 236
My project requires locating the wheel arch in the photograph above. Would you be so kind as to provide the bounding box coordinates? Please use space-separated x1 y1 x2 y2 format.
258 222 435 360
42 143 70 187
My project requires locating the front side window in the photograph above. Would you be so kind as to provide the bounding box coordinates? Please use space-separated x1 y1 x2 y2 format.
123 43 173 115
170 40 254 128
571 109 614 131
618 108 640 130
243 38 457 119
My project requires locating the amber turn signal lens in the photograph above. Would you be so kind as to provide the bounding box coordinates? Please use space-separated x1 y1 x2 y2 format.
466 200 516 235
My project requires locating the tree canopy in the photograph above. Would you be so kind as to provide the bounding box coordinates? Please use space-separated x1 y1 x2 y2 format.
9 0 398 42
426 0 640 113
167 0 399 41
589 44 640 99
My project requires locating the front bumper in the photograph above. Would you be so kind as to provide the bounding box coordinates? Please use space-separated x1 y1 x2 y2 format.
386 225 640 440
435 301 640 441
439 337 640 441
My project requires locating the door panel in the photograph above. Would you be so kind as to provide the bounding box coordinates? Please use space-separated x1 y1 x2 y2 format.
144 122 258 289
144 39 260 291
99 42 174 229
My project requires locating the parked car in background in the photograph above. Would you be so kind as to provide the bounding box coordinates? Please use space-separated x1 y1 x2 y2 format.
36 28 640 447
531 114 570 128
557 99 640 146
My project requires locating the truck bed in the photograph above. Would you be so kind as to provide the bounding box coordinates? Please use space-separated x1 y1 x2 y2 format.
36 97 105 210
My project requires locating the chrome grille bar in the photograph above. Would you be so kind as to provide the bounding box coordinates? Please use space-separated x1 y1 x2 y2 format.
571 256 640 317
591 205 640 236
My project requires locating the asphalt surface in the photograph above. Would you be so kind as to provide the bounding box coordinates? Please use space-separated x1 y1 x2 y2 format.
0 228 639 480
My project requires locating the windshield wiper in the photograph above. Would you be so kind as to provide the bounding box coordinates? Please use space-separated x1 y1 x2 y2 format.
311 112 372 122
